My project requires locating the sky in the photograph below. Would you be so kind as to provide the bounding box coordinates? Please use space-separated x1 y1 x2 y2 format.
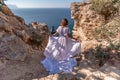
5 0 84 8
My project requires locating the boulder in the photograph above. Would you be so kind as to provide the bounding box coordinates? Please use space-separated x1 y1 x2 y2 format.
0 34 28 61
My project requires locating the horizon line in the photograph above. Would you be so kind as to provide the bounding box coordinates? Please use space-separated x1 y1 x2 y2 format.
16 6 71 8
6 3 72 9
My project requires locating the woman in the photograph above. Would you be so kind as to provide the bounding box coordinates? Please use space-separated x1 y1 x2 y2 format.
41 18 81 74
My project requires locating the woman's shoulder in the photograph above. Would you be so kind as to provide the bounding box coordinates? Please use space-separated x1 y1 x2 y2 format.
58 26 62 29
59 26 62 28
59 26 70 30
56 26 62 32
65 26 70 30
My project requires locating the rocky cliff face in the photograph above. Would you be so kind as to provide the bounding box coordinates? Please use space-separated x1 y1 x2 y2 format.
71 2 104 41
71 2 120 50
0 2 119 80
71 1 120 80
0 5 49 79
71 2 105 51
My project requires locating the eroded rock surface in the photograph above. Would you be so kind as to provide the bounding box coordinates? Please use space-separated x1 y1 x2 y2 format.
0 7 49 79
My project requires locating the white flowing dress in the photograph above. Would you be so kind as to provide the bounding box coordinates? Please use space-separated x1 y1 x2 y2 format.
41 26 81 74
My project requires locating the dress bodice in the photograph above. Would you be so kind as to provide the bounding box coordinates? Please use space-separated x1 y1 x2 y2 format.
56 26 70 36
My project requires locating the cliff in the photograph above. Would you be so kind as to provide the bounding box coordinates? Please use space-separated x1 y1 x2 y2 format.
71 1 120 50
0 4 50 80
71 2 104 41
0 1 120 80
71 1 120 80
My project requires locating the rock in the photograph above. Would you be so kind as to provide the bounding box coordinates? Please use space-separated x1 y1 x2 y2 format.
1 5 14 16
0 1 119 80
0 4 49 80
14 15 26 25
0 34 28 61
71 2 105 42
0 11 49 52
86 65 120 80
70 1 120 80
30 22 49 33
30 22 38 29
75 62 120 80
71 1 120 51
28 22 49 50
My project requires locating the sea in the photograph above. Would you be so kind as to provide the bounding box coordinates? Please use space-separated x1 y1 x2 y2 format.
11 8 74 32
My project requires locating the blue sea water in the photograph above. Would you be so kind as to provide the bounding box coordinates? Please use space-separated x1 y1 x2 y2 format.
11 8 74 31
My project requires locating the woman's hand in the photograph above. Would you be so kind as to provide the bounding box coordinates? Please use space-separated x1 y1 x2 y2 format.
69 36 79 41
52 32 59 36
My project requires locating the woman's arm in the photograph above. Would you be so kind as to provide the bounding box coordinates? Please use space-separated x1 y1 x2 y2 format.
53 26 60 36
53 32 59 36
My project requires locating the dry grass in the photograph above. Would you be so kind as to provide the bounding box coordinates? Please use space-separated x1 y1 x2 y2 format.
91 1 120 64
91 0 120 20
83 40 120 68
0 4 2 11
93 17 120 41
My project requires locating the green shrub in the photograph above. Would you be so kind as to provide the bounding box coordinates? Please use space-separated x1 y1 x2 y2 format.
0 4 2 11
0 0 6 12
93 17 120 41
109 40 120 50
94 44 109 60
30 33 45 46
91 0 120 20
92 41 120 67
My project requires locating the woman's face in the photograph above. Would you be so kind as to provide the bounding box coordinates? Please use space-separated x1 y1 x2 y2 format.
61 20 67 26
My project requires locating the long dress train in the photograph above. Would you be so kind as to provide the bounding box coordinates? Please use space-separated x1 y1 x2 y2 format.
41 26 81 74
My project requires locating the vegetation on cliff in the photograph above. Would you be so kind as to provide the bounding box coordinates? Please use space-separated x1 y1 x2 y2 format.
71 0 120 80
91 1 120 60
91 0 120 20
0 1 50 79
0 0 5 11
0 0 119 80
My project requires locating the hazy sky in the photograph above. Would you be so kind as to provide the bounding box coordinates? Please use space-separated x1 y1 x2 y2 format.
5 0 84 8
